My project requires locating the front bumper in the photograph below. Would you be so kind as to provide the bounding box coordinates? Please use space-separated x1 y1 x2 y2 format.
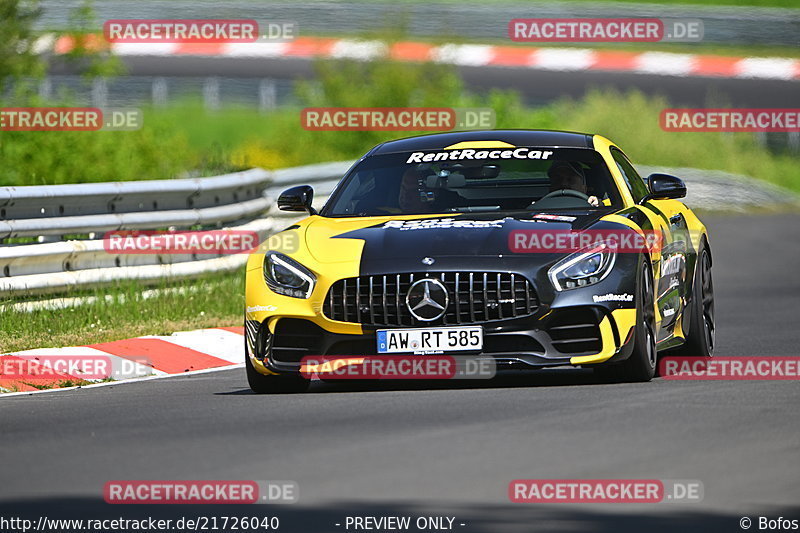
245 250 642 377
246 305 638 376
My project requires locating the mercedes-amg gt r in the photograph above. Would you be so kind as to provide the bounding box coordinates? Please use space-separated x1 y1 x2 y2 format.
244 130 714 392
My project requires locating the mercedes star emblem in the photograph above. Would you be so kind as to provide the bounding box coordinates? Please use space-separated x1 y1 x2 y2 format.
406 278 449 321
421 257 435 265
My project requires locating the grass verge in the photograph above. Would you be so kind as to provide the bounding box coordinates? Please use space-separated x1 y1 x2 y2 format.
0 269 244 353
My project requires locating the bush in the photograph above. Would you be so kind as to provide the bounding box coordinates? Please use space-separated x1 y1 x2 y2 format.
0 118 195 185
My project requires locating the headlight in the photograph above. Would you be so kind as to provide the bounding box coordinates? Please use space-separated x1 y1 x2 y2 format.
548 242 616 291
263 252 316 299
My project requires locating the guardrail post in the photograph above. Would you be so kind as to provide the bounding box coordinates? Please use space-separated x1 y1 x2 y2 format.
258 79 277 112
788 132 799 153
38 77 52 101
203 77 220 110
152 77 168 107
91 78 108 108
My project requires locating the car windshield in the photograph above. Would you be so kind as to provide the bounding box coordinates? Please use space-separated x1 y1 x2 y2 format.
323 147 622 217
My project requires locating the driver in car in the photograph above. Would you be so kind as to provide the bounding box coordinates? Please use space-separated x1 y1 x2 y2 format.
398 167 428 212
398 167 461 213
547 161 600 207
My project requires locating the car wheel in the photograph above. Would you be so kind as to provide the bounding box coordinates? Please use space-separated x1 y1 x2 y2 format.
244 337 310 394
674 244 714 358
596 257 657 383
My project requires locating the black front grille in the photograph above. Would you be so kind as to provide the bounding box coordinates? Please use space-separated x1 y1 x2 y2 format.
324 272 539 326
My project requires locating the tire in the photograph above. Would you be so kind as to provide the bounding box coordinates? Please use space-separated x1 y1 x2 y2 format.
673 244 714 358
244 337 310 394
595 257 657 383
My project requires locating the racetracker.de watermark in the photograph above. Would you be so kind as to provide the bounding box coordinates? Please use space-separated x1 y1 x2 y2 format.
300 107 495 131
659 357 800 380
509 229 664 254
102 230 299 255
299 355 496 380
102 230 269 255
104 481 298 504
103 19 297 43
509 479 703 503
661 109 800 132
0 107 142 131
0 355 153 380
508 18 703 43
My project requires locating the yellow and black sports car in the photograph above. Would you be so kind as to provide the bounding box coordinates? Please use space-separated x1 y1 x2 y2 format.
244 130 714 392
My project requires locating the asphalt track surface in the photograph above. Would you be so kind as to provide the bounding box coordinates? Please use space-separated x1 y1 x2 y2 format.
2 212 799 532
49 56 800 107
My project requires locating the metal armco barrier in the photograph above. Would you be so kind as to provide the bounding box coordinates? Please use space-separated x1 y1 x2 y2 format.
0 162 353 297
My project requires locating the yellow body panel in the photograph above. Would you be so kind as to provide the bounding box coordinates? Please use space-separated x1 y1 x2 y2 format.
570 308 637 365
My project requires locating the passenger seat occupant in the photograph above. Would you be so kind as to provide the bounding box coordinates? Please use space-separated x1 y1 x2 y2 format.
547 161 600 207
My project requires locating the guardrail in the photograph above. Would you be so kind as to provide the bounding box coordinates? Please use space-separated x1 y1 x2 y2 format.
0 162 353 298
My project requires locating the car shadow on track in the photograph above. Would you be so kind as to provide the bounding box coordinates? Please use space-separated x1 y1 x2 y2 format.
216 368 657 395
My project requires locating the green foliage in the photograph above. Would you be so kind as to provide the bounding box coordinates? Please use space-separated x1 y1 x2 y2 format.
242 56 523 166
0 117 195 185
0 270 244 353
546 89 800 191
61 0 125 79
0 0 172 186
0 0 44 95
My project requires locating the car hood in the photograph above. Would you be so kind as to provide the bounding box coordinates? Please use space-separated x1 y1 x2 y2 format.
304 212 612 264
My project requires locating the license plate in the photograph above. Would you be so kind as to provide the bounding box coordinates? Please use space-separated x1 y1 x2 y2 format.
377 326 483 354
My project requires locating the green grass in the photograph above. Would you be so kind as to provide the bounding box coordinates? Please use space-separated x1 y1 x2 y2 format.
21 379 92 390
0 113 195 186
0 270 244 353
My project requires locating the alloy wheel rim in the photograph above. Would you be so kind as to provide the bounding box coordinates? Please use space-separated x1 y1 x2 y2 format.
642 265 657 367
701 252 715 352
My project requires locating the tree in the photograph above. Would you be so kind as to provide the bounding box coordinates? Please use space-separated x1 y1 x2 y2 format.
0 0 45 94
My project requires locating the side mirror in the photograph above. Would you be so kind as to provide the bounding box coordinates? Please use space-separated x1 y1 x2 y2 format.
277 185 317 215
640 173 686 204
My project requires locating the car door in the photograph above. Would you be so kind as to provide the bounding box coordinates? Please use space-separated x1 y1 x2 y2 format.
610 148 693 343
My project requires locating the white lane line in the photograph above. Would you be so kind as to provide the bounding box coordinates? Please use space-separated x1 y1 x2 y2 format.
111 42 179 56
636 52 696 76
735 57 799 80
224 42 289 57
530 48 595 71
330 40 387 60
433 44 494 66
